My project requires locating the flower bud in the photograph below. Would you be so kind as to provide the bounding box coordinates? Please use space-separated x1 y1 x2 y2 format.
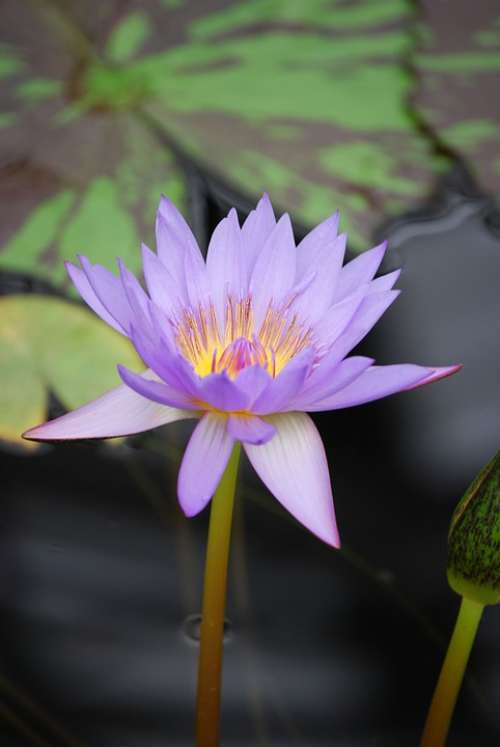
447 451 500 605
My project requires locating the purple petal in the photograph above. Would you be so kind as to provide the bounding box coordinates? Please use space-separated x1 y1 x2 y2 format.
252 348 315 415
291 355 374 410
177 413 234 516
250 214 296 327
129 326 198 398
227 414 276 444
184 241 210 310
207 208 245 323
233 364 273 407
293 234 346 324
335 241 387 302
244 412 339 547
313 285 367 351
117 258 152 335
296 211 340 276
369 268 401 293
65 261 125 335
118 365 198 409
404 364 463 390
155 195 204 301
23 378 196 441
324 289 400 362
79 256 134 334
141 243 182 317
310 363 461 411
241 193 276 275
198 371 251 412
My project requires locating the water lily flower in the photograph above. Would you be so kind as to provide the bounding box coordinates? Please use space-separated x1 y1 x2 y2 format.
24 195 461 548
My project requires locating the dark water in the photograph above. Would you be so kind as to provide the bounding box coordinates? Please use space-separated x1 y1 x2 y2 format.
1 172 499 746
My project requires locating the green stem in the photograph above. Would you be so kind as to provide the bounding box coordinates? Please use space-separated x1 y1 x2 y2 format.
196 443 241 747
421 596 484 747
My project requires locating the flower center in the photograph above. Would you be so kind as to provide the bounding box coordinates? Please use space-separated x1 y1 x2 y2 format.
175 296 312 379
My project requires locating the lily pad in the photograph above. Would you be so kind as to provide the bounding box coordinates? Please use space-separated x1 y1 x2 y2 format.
1 0 448 256
414 0 500 200
0 1 187 289
0 295 140 450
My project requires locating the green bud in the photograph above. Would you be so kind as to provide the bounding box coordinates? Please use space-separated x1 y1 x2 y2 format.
447 451 500 606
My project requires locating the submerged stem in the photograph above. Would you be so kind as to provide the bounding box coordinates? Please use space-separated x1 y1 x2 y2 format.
421 596 484 747
196 443 241 747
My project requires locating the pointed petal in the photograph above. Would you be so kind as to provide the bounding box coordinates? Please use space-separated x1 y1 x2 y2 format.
129 326 198 398
178 413 234 516
23 377 196 441
155 195 204 301
117 258 152 336
65 261 126 335
369 268 401 293
241 193 276 275
79 255 134 334
292 355 374 410
250 214 296 327
313 285 367 351
310 363 461 411
233 364 273 408
244 412 339 547
118 365 197 409
141 243 182 317
227 414 276 444
207 208 245 323
324 289 400 363
252 348 314 414
198 371 251 412
296 210 339 276
335 241 387 302
184 244 210 309
293 234 346 323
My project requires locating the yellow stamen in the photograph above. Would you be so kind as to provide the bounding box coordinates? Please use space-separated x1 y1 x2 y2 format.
175 296 312 379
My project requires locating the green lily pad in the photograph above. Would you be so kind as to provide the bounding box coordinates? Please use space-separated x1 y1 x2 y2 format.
0 295 141 450
1 0 448 257
0 2 187 289
414 1 500 200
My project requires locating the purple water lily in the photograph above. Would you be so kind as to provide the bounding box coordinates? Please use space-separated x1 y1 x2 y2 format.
24 195 461 547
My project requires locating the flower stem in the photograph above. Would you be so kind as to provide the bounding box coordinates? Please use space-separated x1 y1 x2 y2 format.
421 596 484 747
196 443 241 747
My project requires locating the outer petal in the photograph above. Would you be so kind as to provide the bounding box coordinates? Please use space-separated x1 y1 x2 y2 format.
324 289 400 363
291 355 374 410
296 210 339 276
178 413 234 516
250 214 296 327
313 285 367 351
207 208 245 323
141 243 182 317
369 268 401 293
241 193 276 275
293 234 347 324
227 414 276 444
334 241 387 302
129 326 198 398
155 195 204 300
310 363 462 411
244 412 339 547
252 348 314 414
65 262 125 335
23 377 196 441
117 365 198 409
78 256 134 334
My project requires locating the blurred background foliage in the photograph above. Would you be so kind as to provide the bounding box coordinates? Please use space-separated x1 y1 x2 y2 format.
0 0 499 446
